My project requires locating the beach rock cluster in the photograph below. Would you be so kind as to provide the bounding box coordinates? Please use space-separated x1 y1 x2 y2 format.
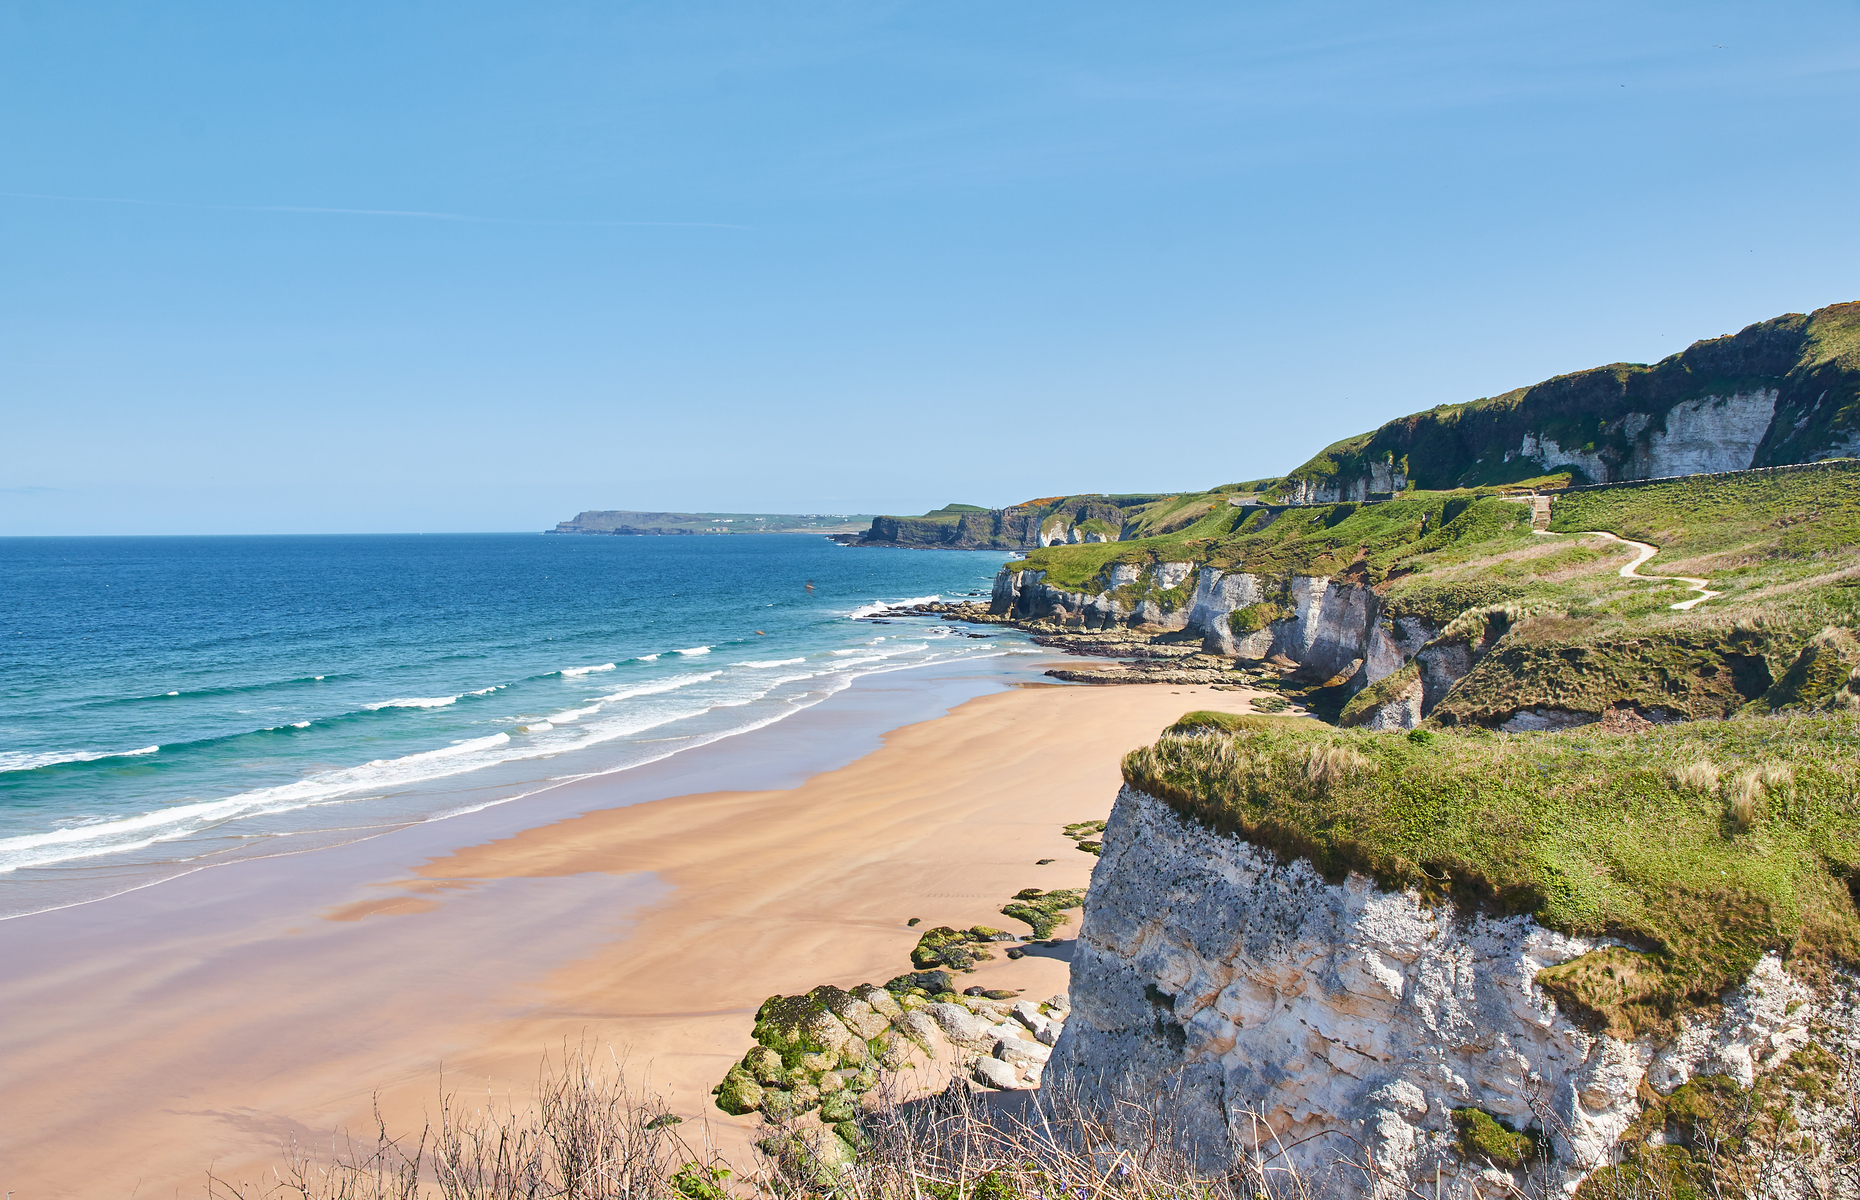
997 888 1085 940
713 983 1076 1121
1061 820 1104 856
907 924 1017 971
1042 655 1251 686
713 983 911 1122
1029 633 1205 660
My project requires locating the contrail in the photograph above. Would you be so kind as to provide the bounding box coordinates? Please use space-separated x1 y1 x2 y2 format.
0 191 747 229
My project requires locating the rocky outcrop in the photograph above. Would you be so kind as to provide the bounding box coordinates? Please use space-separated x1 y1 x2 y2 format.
1052 787 1849 1197
991 562 1199 631
1282 460 1408 505
989 562 1495 722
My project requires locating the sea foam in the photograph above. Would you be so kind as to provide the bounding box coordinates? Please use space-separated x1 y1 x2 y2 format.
595 671 721 703
0 745 159 774
847 594 939 620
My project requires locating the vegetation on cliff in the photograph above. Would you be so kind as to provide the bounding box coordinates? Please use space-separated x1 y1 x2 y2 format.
1278 300 1860 493
1124 713 1860 1037
1006 461 1860 727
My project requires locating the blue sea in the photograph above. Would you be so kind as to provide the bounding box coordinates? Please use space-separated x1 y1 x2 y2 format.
0 534 1035 920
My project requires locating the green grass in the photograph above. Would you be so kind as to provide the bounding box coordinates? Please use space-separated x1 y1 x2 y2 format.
1122 714 1860 1036
1549 461 1860 570
1007 457 1860 729
1006 492 1535 592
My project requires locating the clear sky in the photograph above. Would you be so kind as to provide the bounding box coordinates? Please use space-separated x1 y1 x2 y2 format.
4 1 1858 534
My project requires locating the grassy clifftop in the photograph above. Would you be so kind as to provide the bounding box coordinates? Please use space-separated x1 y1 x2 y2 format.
1009 463 1860 727
856 492 1213 549
1280 301 1860 493
1126 713 1860 1036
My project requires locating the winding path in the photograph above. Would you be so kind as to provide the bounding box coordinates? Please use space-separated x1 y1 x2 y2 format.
1533 528 1721 610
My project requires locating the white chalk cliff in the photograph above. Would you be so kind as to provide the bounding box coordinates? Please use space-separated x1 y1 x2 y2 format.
1050 787 1840 1197
1508 390 1781 483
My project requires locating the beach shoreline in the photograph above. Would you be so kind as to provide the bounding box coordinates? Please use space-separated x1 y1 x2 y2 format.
0 672 1271 1198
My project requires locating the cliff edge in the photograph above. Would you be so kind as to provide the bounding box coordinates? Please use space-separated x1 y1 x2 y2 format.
1052 717 1860 1198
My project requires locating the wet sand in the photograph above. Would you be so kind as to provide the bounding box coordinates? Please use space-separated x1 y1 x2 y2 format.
0 679 1264 1198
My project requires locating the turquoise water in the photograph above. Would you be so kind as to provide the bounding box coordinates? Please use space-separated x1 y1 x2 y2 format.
0 534 1033 918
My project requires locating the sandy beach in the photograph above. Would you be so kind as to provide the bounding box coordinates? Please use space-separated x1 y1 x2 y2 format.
0 678 1264 1198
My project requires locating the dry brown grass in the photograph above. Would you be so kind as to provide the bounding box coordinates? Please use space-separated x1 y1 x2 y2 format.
216 1040 1860 1200
207 1046 726 1200
1671 761 1721 791
1300 744 1368 788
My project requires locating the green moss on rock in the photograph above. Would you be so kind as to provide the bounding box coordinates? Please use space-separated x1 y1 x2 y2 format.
1001 888 1086 939
1451 1108 1538 1169
712 1065 764 1115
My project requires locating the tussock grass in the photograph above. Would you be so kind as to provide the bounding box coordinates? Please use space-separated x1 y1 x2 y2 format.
1121 715 1860 1036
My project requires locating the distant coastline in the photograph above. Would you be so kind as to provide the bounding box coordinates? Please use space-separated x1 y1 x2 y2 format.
548 509 876 536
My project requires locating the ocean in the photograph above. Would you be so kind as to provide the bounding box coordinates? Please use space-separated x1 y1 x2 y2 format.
0 533 1037 920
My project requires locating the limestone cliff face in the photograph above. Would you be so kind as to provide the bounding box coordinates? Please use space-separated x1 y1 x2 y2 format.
1509 389 1780 483
992 560 1493 728
992 562 1198 631
993 562 1465 720
1052 788 1831 1196
1282 461 1408 505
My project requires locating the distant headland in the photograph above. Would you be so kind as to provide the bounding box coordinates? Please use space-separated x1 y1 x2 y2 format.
548 510 877 536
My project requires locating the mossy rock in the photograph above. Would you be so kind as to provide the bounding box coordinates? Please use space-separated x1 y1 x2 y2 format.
757 1130 857 1188
820 1089 858 1124
1229 601 1288 634
887 969 952 994
752 987 860 1065
1000 887 1086 939
910 926 970 968
851 982 903 1018
812 985 888 1038
875 1030 915 1070
743 1045 786 1085
712 1065 764 1115
1451 1108 1538 1169
1575 1144 1700 1200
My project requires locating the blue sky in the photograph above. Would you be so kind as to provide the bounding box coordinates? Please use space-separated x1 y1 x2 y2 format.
4 1 1857 534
